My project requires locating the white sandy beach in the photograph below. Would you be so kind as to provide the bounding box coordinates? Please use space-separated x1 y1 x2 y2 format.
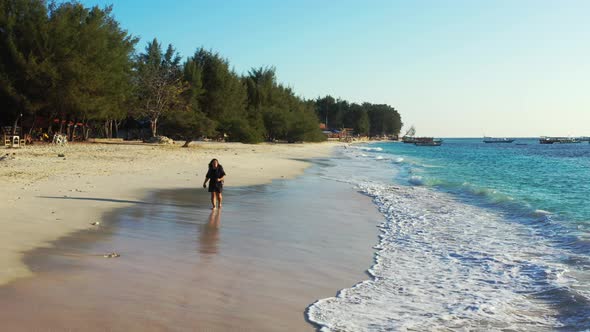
0 141 340 286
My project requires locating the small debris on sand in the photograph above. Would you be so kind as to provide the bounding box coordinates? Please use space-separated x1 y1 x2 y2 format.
90 221 100 226
103 252 120 258
0 153 15 161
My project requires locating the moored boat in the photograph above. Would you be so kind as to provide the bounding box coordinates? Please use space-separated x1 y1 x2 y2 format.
402 126 417 143
415 138 443 146
539 137 581 144
402 126 442 145
483 137 514 143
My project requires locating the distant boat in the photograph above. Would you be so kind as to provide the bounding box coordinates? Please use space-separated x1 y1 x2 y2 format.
401 126 441 145
483 137 514 143
415 138 443 146
402 126 417 143
539 137 581 144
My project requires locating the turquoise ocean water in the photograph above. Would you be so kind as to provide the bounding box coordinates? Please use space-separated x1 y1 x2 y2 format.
309 138 590 331
389 138 590 231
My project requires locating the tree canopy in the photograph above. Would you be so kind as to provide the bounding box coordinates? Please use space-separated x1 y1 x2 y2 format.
0 0 402 143
0 0 137 138
134 39 187 137
314 96 403 137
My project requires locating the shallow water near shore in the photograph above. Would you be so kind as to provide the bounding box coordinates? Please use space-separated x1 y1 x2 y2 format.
309 141 590 331
0 161 381 331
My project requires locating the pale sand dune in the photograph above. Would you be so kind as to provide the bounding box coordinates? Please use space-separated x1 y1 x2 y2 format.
0 141 340 286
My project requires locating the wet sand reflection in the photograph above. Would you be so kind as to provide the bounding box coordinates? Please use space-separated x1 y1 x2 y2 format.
0 174 381 331
200 209 221 255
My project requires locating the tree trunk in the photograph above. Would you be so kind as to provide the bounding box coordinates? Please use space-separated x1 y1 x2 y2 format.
114 120 121 138
182 140 191 147
80 117 87 141
47 113 55 136
150 118 158 137
28 116 37 135
12 117 19 135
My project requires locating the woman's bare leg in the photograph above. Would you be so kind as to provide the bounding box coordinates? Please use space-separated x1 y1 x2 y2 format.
210 192 217 209
217 193 223 208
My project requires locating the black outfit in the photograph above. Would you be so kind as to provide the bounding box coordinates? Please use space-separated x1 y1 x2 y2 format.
206 166 226 193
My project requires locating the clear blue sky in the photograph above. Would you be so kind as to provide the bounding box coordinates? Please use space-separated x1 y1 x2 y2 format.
77 0 590 137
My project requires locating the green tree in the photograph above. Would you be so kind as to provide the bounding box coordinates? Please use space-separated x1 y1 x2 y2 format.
286 101 325 142
366 103 402 137
315 95 335 128
46 2 137 138
135 39 187 137
0 0 54 129
345 103 370 136
0 1 137 138
190 48 247 121
188 48 251 141
160 52 215 146
243 66 324 142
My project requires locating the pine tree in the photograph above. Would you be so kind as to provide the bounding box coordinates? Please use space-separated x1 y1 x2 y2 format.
0 0 54 127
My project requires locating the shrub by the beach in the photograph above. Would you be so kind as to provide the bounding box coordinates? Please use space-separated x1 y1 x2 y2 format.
160 110 216 147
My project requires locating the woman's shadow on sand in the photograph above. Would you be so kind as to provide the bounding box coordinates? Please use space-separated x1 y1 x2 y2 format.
38 195 202 209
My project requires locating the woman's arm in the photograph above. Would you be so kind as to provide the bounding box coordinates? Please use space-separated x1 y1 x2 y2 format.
217 168 226 182
203 171 210 188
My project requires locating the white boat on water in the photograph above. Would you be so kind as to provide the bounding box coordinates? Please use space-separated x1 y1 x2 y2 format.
483 137 514 143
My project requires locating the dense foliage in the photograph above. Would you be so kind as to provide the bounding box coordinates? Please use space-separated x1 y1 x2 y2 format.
314 96 402 137
0 0 402 143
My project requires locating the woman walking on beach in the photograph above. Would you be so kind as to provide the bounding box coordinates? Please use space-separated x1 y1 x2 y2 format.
203 159 226 209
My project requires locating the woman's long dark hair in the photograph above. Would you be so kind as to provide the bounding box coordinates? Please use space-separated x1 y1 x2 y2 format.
208 158 222 170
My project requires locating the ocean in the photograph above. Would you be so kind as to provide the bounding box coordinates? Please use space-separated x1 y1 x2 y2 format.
308 138 590 331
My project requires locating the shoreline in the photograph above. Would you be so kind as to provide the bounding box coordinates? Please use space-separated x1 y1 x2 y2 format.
0 141 341 286
0 155 382 331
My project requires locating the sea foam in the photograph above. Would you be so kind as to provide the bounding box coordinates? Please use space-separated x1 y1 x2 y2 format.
353 146 383 152
308 149 590 331
307 182 586 331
